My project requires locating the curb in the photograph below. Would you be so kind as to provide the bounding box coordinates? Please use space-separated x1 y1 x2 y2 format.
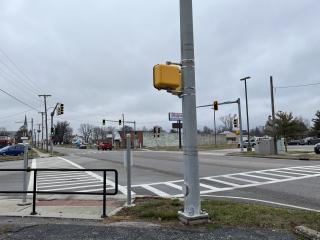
295 225 320 240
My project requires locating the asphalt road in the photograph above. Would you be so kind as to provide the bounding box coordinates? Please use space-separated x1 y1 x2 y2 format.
1 146 320 211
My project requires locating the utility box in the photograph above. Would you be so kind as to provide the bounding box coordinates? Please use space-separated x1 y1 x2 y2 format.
153 64 181 91
255 138 286 154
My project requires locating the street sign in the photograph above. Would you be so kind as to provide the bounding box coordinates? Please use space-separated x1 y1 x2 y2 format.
168 112 183 121
172 122 183 129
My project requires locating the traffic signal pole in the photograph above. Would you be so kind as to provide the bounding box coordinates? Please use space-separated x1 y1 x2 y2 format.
178 0 208 224
270 76 278 154
197 99 244 152
50 103 60 156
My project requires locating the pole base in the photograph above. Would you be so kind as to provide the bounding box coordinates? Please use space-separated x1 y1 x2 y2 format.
17 202 31 206
178 211 209 225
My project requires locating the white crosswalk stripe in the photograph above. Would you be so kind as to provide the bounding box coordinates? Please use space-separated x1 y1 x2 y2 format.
28 157 127 195
131 164 320 197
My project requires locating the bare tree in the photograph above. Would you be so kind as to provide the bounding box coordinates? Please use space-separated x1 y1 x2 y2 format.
79 123 94 143
0 127 8 136
219 114 236 131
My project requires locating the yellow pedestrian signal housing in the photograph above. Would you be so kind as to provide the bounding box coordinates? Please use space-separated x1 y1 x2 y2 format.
153 64 181 91
213 101 218 111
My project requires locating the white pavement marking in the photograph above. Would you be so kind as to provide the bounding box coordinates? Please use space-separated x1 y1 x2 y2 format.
201 195 320 213
130 164 320 198
203 177 241 187
28 157 128 196
223 175 260 184
238 173 277 181
141 185 170 197
27 158 37 194
58 157 129 195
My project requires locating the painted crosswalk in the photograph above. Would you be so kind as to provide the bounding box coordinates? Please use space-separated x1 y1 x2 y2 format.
130 164 320 197
28 157 126 194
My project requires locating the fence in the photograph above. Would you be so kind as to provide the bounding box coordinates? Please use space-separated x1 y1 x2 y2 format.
0 168 118 218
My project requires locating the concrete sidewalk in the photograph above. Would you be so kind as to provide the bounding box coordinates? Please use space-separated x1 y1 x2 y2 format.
0 197 125 220
32 148 50 158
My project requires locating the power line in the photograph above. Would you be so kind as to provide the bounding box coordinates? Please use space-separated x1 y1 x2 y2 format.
0 88 40 111
0 48 44 94
0 109 33 120
275 82 320 89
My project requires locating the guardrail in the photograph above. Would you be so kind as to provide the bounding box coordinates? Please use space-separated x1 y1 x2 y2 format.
0 168 118 218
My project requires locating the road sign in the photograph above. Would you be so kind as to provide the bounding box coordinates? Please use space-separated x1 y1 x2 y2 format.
168 112 183 121
172 122 183 128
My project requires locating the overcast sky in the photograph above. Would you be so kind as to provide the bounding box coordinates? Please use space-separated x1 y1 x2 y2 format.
0 0 319 133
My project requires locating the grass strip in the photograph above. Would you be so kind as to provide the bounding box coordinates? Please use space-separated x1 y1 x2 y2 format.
115 197 320 231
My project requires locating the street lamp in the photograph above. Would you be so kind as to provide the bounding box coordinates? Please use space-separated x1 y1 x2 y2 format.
240 76 251 151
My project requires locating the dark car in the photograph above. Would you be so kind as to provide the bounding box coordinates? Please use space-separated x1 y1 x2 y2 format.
0 145 25 156
97 142 113 151
287 140 302 145
315 143 320 154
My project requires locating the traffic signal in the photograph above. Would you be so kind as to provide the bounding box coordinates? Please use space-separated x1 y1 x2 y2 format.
213 101 218 111
51 127 54 135
119 120 122 125
102 119 106 125
233 118 238 128
60 104 64 114
153 64 181 91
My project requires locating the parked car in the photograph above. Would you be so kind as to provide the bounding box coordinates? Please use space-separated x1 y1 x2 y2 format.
78 144 87 149
0 145 25 156
315 143 320 154
309 138 320 145
97 142 113 151
287 140 303 145
238 139 256 148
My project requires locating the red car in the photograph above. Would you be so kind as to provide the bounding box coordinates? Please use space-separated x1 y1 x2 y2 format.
97 142 113 151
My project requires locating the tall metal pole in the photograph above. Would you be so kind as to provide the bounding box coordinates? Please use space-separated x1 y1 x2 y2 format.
122 114 125 148
39 112 44 150
178 0 207 223
237 98 244 152
270 76 278 154
126 134 132 206
133 121 136 149
50 113 54 156
39 94 51 152
214 110 217 146
178 120 182 149
241 77 251 151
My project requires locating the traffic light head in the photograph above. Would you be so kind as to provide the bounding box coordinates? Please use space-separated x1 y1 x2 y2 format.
153 64 181 91
60 104 64 114
213 101 218 111
102 119 106 125
233 118 238 128
119 120 122 126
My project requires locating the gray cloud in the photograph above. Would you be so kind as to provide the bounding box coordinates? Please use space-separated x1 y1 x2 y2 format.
0 0 319 133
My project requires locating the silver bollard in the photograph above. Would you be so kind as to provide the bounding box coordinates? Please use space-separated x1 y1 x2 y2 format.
125 134 132 206
19 144 31 205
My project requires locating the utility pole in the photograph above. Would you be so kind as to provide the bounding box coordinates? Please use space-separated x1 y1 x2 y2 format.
39 94 51 152
38 112 44 150
122 113 125 148
270 76 278 154
31 118 33 147
178 0 208 224
37 124 41 148
213 110 217 146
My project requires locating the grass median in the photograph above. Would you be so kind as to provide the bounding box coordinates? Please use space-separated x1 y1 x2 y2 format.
146 144 237 151
227 151 320 160
0 149 39 161
114 197 320 232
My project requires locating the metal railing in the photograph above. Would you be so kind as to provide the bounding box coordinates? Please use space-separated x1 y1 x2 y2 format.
0 168 118 218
